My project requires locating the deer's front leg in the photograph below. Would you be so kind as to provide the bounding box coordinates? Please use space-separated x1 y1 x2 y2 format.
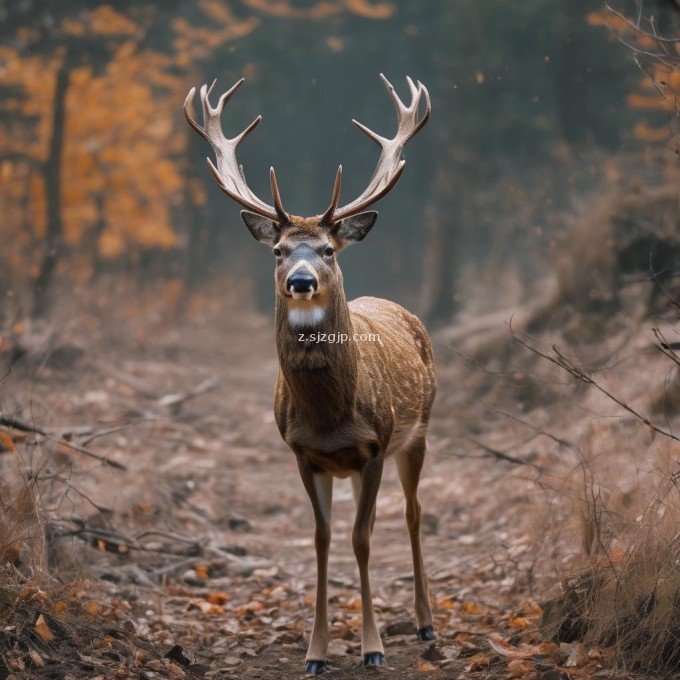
353 453 385 666
296 458 333 675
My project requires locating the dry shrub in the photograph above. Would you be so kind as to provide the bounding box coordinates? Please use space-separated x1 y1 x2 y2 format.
556 170 680 321
542 469 680 674
0 463 144 676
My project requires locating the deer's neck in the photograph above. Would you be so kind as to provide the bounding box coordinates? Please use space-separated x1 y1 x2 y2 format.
275 289 358 430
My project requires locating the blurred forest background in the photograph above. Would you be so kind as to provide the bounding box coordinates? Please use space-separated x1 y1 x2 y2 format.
2 0 678 326
6 2 680 678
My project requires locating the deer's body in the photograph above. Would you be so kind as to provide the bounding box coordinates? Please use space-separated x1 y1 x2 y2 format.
185 75 436 674
275 295 436 472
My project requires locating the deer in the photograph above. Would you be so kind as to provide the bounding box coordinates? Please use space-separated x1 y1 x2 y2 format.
184 74 435 675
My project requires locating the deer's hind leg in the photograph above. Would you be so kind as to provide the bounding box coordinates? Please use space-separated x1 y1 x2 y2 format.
395 435 435 640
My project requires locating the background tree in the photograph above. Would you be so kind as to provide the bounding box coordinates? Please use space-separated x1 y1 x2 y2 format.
0 1 643 326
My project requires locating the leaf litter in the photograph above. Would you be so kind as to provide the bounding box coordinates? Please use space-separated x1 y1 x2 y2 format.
2 281 680 679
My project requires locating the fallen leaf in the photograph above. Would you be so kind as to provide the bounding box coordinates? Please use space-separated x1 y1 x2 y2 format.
417 657 437 672
207 591 230 605
0 431 16 451
28 648 45 668
462 601 484 615
507 658 534 678
35 614 55 642
86 602 101 616
235 600 265 617
197 601 224 615
509 616 529 629
52 601 69 614
564 642 588 668
487 634 554 661
465 651 494 671
437 596 458 610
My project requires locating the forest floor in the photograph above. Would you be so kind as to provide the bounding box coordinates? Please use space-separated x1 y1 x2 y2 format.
1 280 679 680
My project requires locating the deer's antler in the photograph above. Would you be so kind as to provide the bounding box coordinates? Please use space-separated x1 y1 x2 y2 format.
184 79 290 225
320 74 431 226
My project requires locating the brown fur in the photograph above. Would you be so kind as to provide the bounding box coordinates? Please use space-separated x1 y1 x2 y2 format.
185 75 435 670
269 215 437 664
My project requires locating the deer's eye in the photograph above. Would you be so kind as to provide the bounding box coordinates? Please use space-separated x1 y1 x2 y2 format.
273 247 282 258
323 246 335 258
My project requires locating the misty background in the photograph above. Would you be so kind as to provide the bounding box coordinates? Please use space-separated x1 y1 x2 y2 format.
0 0 676 326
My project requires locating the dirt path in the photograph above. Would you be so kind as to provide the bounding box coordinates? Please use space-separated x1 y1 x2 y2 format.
0 307 585 679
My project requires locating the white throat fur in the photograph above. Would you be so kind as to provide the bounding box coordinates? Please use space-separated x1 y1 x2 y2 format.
288 305 326 328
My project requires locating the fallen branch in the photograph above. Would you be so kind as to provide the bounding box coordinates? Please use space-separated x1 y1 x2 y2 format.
465 436 545 472
53 438 127 471
0 415 127 470
158 377 217 415
511 328 680 444
0 415 46 435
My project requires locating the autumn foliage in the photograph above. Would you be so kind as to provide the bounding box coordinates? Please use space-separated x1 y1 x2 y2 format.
0 1 393 314
588 5 680 144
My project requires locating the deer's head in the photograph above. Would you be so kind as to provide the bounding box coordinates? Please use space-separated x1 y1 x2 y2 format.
184 76 430 325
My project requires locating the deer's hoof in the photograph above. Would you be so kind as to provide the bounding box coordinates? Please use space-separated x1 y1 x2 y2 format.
305 659 327 675
363 652 386 667
417 625 436 641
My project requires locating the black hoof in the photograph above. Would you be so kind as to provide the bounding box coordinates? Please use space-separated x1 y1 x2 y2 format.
417 625 436 641
363 652 386 667
305 659 327 675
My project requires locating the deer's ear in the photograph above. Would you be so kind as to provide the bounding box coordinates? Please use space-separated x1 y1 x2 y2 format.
332 211 378 250
241 211 279 246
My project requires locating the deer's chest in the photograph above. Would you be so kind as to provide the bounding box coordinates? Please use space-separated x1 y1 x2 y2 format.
282 418 380 477
297 445 368 477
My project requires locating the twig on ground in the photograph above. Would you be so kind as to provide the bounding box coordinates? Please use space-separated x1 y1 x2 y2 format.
0 415 46 435
511 328 680 444
1 414 127 470
465 436 545 472
158 378 217 415
52 438 127 471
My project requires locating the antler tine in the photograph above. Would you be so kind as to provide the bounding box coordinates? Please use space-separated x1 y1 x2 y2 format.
184 78 289 225
380 73 406 116
319 165 343 226
352 119 385 147
414 81 432 135
405 75 419 100
184 87 207 140
325 75 431 224
270 167 288 223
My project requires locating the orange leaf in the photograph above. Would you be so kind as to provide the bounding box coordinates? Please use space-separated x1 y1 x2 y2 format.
461 601 483 615
52 601 69 614
194 564 209 580
509 616 529 630
417 657 437 672
0 431 15 452
507 658 534 678
234 600 266 618
86 602 101 616
198 601 224 615
207 591 230 605
465 652 494 671
35 614 55 642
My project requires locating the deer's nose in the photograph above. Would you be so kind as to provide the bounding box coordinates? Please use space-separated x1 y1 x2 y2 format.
287 270 317 294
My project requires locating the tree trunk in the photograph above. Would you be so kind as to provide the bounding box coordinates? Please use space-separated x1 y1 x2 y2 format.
554 0 591 146
419 162 459 328
32 51 70 318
